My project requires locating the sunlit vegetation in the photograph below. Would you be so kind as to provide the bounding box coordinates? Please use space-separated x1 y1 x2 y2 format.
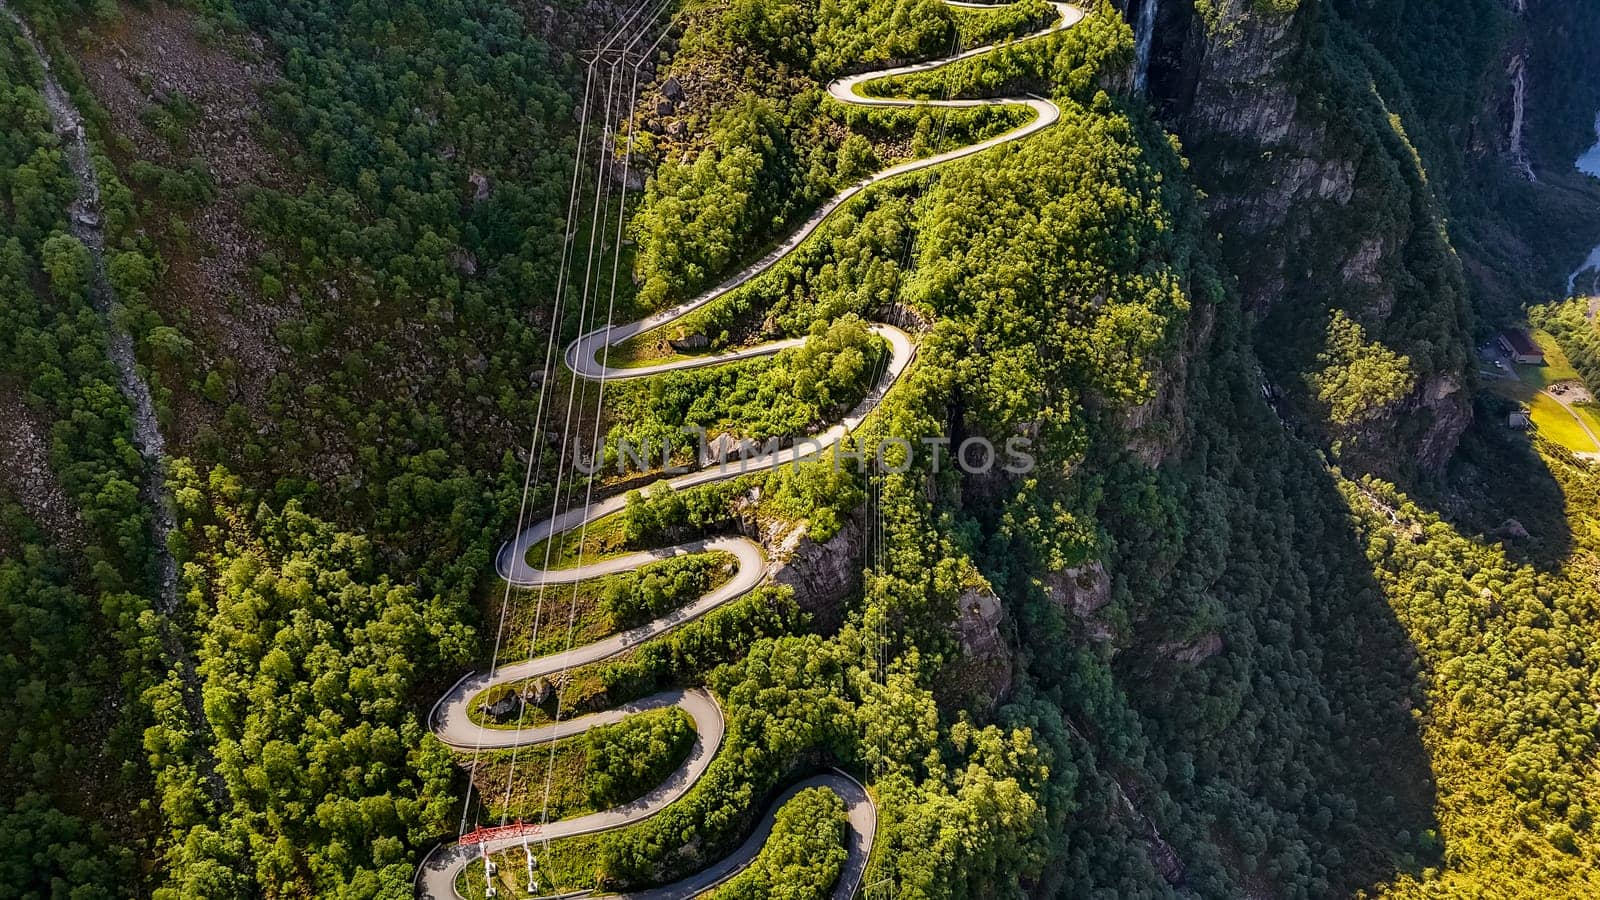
522 513 637 572
1491 312 1600 454
491 552 736 660
456 833 601 898
613 189 919 363
1348 472 1600 895
520 480 753 572
474 634 858 891
468 586 804 730
707 786 850 899
1309 310 1416 429
469 706 695 821
626 0 1081 314
7 0 1600 895
158 461 464 895
606 315 888 446
1533 299 1600 394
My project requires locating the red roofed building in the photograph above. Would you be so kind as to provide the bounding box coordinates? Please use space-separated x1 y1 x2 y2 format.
1498 329 1545 365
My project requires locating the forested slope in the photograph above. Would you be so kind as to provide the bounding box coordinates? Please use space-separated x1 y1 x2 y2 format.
1140 0 1600 477
0 11 178 891
3 0 1600 897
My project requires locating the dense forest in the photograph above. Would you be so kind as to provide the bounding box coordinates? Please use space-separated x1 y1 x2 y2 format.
2 0 1600 897
0 15 166 892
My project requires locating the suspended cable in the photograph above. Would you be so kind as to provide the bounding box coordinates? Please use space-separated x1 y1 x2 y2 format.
454 0 658 840
531 5 675 831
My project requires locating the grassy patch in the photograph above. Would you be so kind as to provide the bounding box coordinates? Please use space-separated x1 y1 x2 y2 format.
604 323 723 369
466 706 695 824
1490 330 1600 454
456 831 608 898
1529 392 1600 453
488 551 737 661
522 512 634 571
467 663 616 730
1520 330 1586 388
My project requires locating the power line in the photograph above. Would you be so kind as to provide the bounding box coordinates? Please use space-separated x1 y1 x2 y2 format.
533 3 674 831
454 0 658 841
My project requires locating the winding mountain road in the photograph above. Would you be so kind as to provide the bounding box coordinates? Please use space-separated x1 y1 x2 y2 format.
421 3 1082 898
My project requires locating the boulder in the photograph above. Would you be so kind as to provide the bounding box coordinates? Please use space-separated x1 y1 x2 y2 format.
700 432 759 467
477 685 519 721
668 333 709 352
520 678 553 708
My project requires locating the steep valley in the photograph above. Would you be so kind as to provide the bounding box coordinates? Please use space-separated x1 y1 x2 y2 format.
2 0 1600 897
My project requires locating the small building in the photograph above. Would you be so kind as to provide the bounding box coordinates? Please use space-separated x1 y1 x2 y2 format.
1498 329 1545 365
1509 409 1533 430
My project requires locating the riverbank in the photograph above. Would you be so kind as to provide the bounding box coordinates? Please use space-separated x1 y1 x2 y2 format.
1569 114 1600 295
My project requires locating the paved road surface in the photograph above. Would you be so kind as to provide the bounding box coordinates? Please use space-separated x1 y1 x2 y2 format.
417 689 725 900
423 3 1083 897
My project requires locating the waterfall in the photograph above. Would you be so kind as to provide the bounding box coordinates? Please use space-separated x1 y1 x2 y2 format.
1569 244 1600 298
1134 0 1158 94
1508 52 1536 181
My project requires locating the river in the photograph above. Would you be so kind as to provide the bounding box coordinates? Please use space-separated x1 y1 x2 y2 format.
1570 114 1600 296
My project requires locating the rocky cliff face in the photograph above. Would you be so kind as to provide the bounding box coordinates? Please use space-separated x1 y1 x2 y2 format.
1140 0 1481 474
764 516 863 633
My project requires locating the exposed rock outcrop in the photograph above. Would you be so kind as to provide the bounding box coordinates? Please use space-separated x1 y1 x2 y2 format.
948 582 1014 707
873 301 929 333
1412 374 1469 471
1163 0 1475 474
1045 560 1111 618
669 333 710 352
1122 300 1214 466
1157 632 1223 665
765 517 864 632
1043 560 1115 643
1116 779 1187 886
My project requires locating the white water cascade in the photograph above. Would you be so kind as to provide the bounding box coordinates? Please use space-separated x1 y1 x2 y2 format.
1133 0 1158 93
1508 51 1536 182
